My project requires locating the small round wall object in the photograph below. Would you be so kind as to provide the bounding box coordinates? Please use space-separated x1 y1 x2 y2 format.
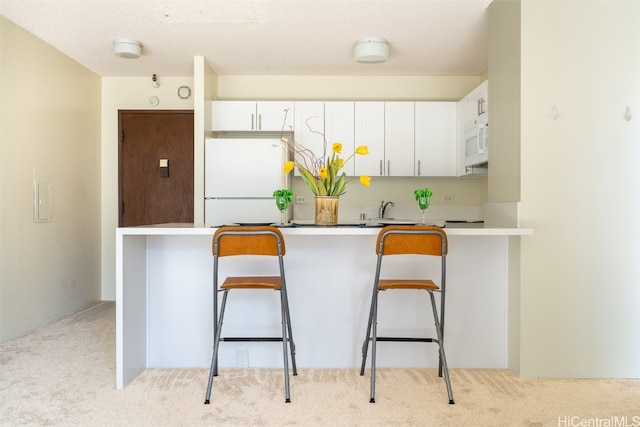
149 96 159 107
177 86 191 99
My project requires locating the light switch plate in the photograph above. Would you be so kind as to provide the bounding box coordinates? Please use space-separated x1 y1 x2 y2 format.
33 175 52 222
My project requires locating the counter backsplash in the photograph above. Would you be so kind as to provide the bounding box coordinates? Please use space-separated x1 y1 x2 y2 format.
292 202 484 224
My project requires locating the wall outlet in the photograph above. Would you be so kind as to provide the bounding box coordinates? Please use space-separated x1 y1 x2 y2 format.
235 348 248 367
295 195 307 204
442 194 455 203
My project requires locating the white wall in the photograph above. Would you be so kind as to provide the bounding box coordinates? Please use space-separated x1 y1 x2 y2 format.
101 76 194 300
215 75 483 101
193 56 218 226
488 0 523 376
487 0 521 203
0 17 102 341
515 1 640 377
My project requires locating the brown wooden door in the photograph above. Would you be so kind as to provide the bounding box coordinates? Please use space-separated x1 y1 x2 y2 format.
118 110 194 226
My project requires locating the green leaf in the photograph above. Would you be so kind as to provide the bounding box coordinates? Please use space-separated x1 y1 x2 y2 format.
414 187 433 200
331 173 347 196
298 166 319 195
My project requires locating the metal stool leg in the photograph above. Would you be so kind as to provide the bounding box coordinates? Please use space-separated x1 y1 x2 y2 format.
360 283 378 375
279 290 292 403
429 291 454 404
369 290 379 403
204 290 229 404
282 288 297 376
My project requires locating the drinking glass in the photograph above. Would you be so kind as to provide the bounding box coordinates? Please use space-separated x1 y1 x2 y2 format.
418 196 430 225
275 196 290 225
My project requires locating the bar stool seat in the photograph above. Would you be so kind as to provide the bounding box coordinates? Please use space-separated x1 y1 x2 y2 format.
377 279 439 291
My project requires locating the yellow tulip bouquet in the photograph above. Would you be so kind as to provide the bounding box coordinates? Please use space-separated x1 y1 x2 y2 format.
281 113 371 196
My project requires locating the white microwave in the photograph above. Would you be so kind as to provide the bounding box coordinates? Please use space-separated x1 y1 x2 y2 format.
463 113 489 168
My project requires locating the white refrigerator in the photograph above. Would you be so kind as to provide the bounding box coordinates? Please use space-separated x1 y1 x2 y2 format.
204 137 289 227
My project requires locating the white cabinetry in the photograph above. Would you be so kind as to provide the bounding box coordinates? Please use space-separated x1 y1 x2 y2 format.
415 102 458 177
293 101 325 175
354 102 415 177
208 99 459 178
354 102 385 177
459 80 488 127
211 101 293 131
384 102 415 176
324 102 355 176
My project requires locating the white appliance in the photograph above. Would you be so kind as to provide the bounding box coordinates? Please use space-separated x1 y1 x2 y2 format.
205 137 288 226
463 112 489 168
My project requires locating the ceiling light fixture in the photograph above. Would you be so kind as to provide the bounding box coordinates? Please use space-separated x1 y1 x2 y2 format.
113 38 142 59
354 38 389 63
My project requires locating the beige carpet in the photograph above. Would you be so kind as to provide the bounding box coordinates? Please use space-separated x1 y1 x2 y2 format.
1 302 639 426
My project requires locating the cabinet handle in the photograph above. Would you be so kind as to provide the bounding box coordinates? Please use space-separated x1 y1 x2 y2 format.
379 160 383 176
251 114 255 130
258 114 262 130
478 97 486 115
387 160 390 176
417 160 421 176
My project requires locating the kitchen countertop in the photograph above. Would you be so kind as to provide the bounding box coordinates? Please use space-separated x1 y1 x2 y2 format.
118 222 533 236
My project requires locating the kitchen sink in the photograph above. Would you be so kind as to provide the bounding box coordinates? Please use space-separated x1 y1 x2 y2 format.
377 219 420 225
289 222 382 228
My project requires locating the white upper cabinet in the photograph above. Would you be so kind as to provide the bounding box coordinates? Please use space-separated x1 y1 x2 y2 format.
415 102 458 177
384 102 415 177
324 102 355 176
459 80 488 127
355 102 421 177
354 102 385 177
208 99 460 178
293 101 325 175
211 101 293 131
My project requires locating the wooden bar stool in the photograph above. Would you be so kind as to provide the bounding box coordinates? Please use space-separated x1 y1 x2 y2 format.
359 225 454 404
204 226 297 404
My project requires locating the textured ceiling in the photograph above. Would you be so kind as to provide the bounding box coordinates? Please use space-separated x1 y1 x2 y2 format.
0 0 492 77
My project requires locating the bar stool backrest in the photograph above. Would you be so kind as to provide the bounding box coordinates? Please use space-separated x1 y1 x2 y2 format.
212 226 286 257
377 225 447 257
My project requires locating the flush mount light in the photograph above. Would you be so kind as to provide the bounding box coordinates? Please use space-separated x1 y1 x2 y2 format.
354 38 389 63
113 38 142 58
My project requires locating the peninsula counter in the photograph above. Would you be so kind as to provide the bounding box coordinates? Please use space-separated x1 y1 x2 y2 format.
116 223 532 388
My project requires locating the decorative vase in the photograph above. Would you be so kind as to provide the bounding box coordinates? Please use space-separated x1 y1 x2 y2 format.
315 196 339 226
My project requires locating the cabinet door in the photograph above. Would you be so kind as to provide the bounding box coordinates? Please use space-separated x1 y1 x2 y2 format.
415 102 457 177
384 102 415 176
325 102 355 176
293 101 325 175
354 102 385 177
211 101 257 131
474 80 488 117
458 80 488 129
257 101 294 131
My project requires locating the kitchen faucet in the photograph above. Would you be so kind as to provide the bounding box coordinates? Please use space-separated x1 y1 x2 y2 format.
379 201 395 219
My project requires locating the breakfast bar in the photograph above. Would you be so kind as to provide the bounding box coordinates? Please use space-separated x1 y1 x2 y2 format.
115 223 532 388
